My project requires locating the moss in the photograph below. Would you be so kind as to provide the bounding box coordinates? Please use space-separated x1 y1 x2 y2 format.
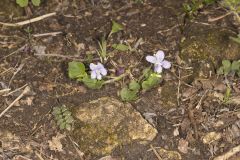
180 25 240 82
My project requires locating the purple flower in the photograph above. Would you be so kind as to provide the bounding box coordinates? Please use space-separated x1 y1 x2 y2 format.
146 50 171 73
90 62 107 80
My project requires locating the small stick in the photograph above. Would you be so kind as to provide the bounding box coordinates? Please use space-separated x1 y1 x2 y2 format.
3 84 28 96
0 86 30 118
150 145 162 160
177 69 181 106
195 90 208 109
8 63 25 87
1 44 27 60
33 32 62 37
213 144 240 160
0 12 56 27
208 12 232 22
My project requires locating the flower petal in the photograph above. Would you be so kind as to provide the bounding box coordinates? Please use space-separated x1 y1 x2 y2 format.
146 56 157 64
97 73 102 80
162 60 171 69
91 71 97 79
90 63 97 71
155 50 165 62
154 65 163 73
100 68 107 76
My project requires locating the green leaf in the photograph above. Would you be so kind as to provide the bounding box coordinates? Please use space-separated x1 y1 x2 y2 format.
65 124 72 131
231 61 240 71
98 37 107 59
52 107 61 115
68 61 86 79
82 76 104 89
31 0 40 6
16 0 29 7
224 87 231 103
120 87 138 102
110 21 123 36
112 44 129 51
129 81 140 91
57 118 64 125
142 73 161 91
222 60 231 76
59 122 66 130
66 116 74 123
230 35 240 44
63 111 71 117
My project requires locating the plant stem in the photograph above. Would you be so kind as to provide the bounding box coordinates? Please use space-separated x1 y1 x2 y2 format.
103 71 130 84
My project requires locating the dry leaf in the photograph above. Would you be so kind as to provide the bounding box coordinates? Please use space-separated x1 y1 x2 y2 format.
21 97 34 106
48 133 66 152
173 127 179 137
178 138 188 154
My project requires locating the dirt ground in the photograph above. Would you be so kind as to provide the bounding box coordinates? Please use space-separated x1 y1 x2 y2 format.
0 0 240 160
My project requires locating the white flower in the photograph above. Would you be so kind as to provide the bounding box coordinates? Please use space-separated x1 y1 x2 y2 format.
89 62 107 80
146 50 171 73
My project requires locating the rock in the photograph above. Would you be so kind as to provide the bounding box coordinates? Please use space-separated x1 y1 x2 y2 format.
180 24 240 83
157 148 182 160
202 132 222 144
71 97 158 156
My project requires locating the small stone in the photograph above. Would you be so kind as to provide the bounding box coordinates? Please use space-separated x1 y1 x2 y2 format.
71 97 158 156
202 132 222 144
157 148 182 160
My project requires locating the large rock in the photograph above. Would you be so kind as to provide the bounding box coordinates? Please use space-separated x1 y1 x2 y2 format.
71 97 158 156
180 24 240 83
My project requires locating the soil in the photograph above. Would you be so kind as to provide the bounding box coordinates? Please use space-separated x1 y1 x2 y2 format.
0 0 240 160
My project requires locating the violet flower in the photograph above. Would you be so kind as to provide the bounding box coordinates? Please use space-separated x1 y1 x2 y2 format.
146 50 171 73
90 62 107 80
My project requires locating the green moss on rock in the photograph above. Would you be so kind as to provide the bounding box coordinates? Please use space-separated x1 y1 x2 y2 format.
71 97 158 156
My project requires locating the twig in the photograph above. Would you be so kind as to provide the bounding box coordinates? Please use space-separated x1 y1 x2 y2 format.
177 69 181 106
150 145 162 160
8 63 25 87
103 71 130 84
3 84 28 96
208 12 232 22
0 12 56 27
0 86 30 118
68 136 84 160
1 44 27 60
213 144 240 160
33 32 62 37
0 88 11 95
195 90 208 109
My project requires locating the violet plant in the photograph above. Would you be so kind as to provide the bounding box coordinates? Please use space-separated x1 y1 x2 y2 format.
68 20 171 101
120 50 171 101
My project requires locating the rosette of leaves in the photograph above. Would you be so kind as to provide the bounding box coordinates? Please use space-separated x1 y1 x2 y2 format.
16 0 41 7
120 80 141 101
217 60 240 76
68 61 104 89
52 106 74 131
